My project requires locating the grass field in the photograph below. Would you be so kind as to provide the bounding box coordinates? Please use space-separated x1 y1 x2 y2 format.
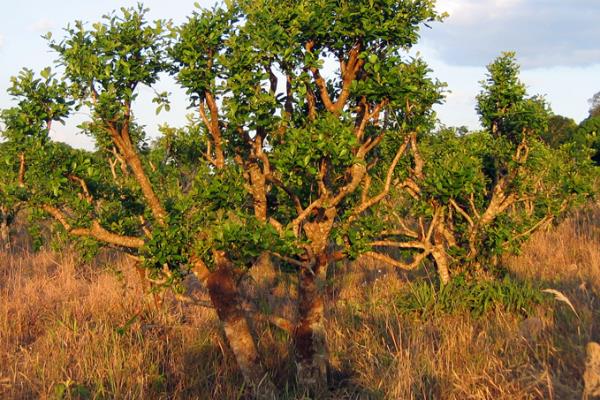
1 206 599 399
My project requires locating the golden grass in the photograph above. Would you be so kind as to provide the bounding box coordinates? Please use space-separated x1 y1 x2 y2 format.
0 251 246 399
1 206 599 399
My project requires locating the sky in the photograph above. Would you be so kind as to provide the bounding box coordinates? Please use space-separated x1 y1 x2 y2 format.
1 0 599 149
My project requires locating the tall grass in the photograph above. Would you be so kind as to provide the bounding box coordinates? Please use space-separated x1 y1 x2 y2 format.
1 206 599 399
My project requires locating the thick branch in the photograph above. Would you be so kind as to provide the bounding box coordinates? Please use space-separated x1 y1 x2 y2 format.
369 240 426 249
106 119 167 226
43 205 144 248
332 43 364 112
18 153 26 188
270 251 309 269
291 198 323 236
307 41 364 114
363 250 429 271
410 133 424 179
204 92 225 169
351 136 411 216
381 226 419 239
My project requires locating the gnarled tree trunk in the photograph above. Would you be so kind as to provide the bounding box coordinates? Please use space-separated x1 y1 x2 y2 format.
0 207 11 251
294 254 328 396
200 252 276 399
294 207 336 396
431 246 450 285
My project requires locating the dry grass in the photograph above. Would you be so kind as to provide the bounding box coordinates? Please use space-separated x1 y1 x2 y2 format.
1 206 599 399
0 251 246 399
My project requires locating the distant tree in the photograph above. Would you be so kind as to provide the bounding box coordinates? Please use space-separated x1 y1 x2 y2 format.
575 116 600 164
0 68 72 250
370 53 594 284
540 114 578 148
0 142 21 249
589 91 600 118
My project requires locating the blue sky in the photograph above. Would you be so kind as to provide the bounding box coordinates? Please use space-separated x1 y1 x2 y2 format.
1 0 599 148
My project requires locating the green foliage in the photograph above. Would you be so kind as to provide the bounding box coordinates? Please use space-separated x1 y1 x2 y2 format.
575 116 600 164
541 115 578 148
396 274 546 318
48 4 170 148
1 68 72 146
170 4 237 103
589 91 600 118
420 129 489 202
0 1 595 322
53 381 91 400
477 52 549 144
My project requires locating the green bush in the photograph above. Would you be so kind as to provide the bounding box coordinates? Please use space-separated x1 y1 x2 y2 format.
396 274 546 318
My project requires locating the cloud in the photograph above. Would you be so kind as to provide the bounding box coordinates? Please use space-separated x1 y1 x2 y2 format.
422 0 600 69
0 34 4 49
29 18 54 33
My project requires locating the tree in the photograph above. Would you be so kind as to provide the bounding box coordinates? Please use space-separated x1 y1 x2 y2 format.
589 91 600 118
169 0 445 393
0 67 73 250
1 4 594 399
366 53 594 285
541 114 578 148
2 1 446 396
576 117 600 164
0 142 21 249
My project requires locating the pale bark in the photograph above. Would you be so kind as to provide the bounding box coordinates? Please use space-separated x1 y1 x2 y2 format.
122 147 167 226
431 246 450 286
197 254 276 399
18 152 26 188
248 163 268 221
294 208 336 395
43 205 145 248
0 218 10 250
294 255 328 396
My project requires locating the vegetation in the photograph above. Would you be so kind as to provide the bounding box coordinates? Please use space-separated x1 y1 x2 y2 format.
0 1 598 398
2 207 600 399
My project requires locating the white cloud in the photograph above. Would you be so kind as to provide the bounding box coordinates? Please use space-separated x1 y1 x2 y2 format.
0 34 4 49
424 0 600 68
29 18 54 33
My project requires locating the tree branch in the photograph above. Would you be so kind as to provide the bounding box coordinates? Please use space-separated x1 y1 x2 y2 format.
43 205 145 248
369 240 426 249
351 135 411 216
449 199 474 227
363 250 429 271
204 91 225 169
18 153 26 188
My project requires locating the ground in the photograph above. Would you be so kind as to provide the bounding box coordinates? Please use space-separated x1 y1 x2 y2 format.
1 206 599 399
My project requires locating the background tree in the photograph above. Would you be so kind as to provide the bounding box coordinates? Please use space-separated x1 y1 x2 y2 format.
367 53 594 286
588 91 600 118
0 142 21 249
0 67 72 250
541 114 578 148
